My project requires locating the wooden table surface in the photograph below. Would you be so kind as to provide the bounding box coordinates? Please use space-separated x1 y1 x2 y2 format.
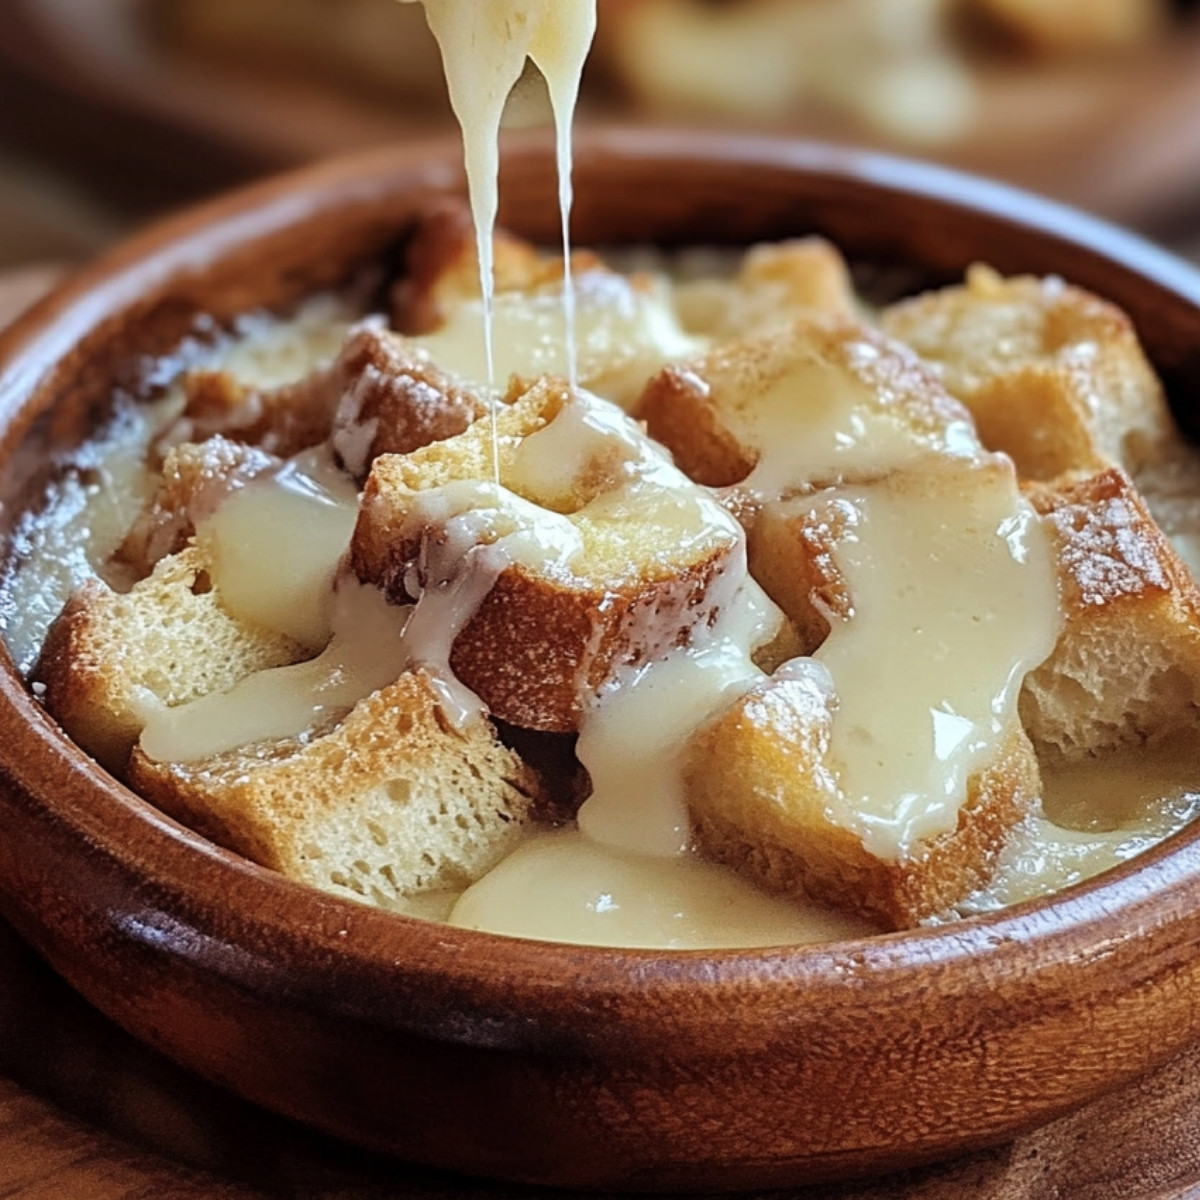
4 273 1200 1200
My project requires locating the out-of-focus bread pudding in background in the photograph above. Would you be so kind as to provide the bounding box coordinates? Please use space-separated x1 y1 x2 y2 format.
597 0 1168 140
147 0 1199 147
145 0 1200 214
151 0 1179 140
2 0 1200 253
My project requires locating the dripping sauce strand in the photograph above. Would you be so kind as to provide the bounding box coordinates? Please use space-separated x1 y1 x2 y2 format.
411 0 597 484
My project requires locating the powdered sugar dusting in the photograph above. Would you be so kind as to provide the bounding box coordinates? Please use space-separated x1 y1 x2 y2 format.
1049 494 1170 607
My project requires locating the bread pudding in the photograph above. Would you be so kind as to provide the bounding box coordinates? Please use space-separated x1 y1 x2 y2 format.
4 199 1198 949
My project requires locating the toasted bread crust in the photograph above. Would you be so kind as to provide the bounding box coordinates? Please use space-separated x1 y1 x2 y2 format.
686 677 1040 930
1021 466 1200 759
36 543 306 773
446 550 734 731
353 378 742 732
881 266 1173 481
634 364 757 488
745 496 856 653
129 669 542 907
178 364 343 459
328 325 487 481
175 321 487 477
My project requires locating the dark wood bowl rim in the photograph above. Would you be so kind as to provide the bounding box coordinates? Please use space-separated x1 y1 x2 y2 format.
1 128 1199 1048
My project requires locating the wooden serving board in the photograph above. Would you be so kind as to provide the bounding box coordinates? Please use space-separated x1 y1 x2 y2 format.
3 271 1200 1200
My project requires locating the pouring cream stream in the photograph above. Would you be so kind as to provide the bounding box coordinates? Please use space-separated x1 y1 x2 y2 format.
400 0 596 481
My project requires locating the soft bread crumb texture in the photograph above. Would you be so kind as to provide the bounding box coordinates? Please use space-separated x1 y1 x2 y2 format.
129 669 541 907
1022 466 1200 761
36 542 306 774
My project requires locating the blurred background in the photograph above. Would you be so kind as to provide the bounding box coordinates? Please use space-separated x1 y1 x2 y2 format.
2 0 1200 275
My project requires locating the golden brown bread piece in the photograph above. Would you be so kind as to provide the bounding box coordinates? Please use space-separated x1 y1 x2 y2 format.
35 543 307 774
634 312 978 490
129 669 541 910
880 265 1174 481
745 492 855 654
157 323 489 504
176 362 344 459
684 673 1041 931
351 376 746 732
327 325 488 482
393 202 701 410
115 436 279 578
879 264 1200 576
1021 466 1200 761
171 321 484 465
672 238 857 338
392 202 605 336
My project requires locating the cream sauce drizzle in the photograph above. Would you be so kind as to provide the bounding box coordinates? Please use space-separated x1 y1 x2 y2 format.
139 580 410 763
689 327 1062 860
195 448 358 652
573 570 773 857
408 0 597 479
773 463 1061 858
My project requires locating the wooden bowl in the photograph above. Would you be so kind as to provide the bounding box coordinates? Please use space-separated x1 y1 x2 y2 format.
0 130 1199 1193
